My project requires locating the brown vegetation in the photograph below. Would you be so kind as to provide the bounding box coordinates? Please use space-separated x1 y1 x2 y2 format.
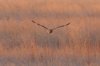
0 0 100 66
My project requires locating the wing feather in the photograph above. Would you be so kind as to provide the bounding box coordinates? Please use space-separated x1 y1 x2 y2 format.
32 20 49 30
52 23 70 30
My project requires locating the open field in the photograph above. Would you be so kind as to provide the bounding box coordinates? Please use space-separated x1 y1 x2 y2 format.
0 0 100 66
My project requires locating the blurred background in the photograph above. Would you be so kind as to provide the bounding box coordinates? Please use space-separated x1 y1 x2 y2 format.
0 0 100 66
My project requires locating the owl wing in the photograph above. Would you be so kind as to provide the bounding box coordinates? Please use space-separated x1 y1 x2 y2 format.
32 20 49 30
52 23 70 30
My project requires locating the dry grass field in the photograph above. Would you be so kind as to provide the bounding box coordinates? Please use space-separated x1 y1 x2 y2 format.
0 0 100 66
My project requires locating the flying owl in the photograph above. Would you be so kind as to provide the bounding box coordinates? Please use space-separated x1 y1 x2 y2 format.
32 20 70 34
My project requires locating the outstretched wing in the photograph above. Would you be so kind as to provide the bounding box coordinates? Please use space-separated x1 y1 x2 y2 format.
52 23 70 30
32 20 49 30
